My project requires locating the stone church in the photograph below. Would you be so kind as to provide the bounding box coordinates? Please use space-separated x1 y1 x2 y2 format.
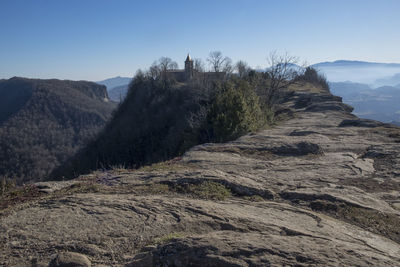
169 54 224 82
167 54 194 82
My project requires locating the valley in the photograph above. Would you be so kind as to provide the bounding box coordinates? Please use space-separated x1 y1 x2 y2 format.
0 78 117 183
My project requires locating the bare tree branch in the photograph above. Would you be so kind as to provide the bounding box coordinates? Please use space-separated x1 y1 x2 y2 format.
265 51 304 106
235 60 250 78
207 51 229 72
194 58 205 72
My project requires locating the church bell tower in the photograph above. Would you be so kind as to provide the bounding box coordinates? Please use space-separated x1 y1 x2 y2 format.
184 53 194 80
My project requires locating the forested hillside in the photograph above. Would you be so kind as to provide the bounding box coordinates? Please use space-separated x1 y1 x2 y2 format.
0 77 117 183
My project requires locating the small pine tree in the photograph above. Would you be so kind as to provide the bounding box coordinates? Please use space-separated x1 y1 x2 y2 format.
207 80 266 142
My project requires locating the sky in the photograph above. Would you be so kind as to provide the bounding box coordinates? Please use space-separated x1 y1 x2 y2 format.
1 0 399 81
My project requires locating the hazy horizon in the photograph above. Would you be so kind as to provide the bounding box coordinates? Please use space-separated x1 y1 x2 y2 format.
1 0 400 81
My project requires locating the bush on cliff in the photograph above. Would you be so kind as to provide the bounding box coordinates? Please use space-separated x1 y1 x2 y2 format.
296 67 330 91
205 79 269 142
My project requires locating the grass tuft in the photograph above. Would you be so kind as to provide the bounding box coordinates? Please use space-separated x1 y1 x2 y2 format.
62 182 102 194
153 232 185 245
310 200 400 243
243 195 265 202
0 183 42 212
136 157 183 172
178 181 232 200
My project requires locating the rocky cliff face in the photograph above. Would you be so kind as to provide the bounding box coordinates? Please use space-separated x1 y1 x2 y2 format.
0 77 116 183
1 85 399 266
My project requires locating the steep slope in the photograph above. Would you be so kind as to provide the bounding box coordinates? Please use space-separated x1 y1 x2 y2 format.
1 85 400 266
108 84 129 102
52 79 209 180
0 78 33 125
0 77 117 183
96 76 132 90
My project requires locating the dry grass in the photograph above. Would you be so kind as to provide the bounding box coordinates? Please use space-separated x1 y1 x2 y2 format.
0 177 15 196
0 183 42 212
110 164 130 173
243 195 265 202
287 82 326 94
368 126 400 143
127 183 171 195
175 181 232 201
136 157 184 172
121 181 232 201
339 205 400 243
198 145 275 161
310 200 400 244
59 182 102 194
153 232 185 245
340 177 400 193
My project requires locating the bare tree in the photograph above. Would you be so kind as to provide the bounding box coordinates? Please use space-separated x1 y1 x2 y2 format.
207 51 230 72
235 60 250 78
158 57 178 73
148 61 160 80
222 57 233 74
265 51 304 106
147 57 178 84
194 58 205 72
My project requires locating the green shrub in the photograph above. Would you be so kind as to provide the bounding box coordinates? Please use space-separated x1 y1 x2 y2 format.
206 80 267 142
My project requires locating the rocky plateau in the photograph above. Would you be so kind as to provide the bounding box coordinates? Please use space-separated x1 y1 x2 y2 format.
1 86 400 266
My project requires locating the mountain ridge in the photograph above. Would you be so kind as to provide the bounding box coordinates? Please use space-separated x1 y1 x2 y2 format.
313 59 400 67
1 84 400 266
96 76 132 91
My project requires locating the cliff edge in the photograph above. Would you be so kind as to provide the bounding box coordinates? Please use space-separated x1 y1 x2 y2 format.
1 85 400 266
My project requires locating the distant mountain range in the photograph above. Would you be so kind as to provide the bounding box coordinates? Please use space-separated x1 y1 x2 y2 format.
96 76 132 90
0 77 116 183
313 60 400 68
108 84 129 102
312 60 400 87
374 73 400 88
329 81 400 123
96 76 132 101
309 60 400 126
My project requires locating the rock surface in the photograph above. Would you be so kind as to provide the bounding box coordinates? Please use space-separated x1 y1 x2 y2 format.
1 87 400 266
48 252 91 267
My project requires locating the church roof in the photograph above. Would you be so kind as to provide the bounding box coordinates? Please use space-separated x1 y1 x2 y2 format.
185 53 192 61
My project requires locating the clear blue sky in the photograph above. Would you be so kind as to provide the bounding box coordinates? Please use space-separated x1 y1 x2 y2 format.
1 0 399 81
